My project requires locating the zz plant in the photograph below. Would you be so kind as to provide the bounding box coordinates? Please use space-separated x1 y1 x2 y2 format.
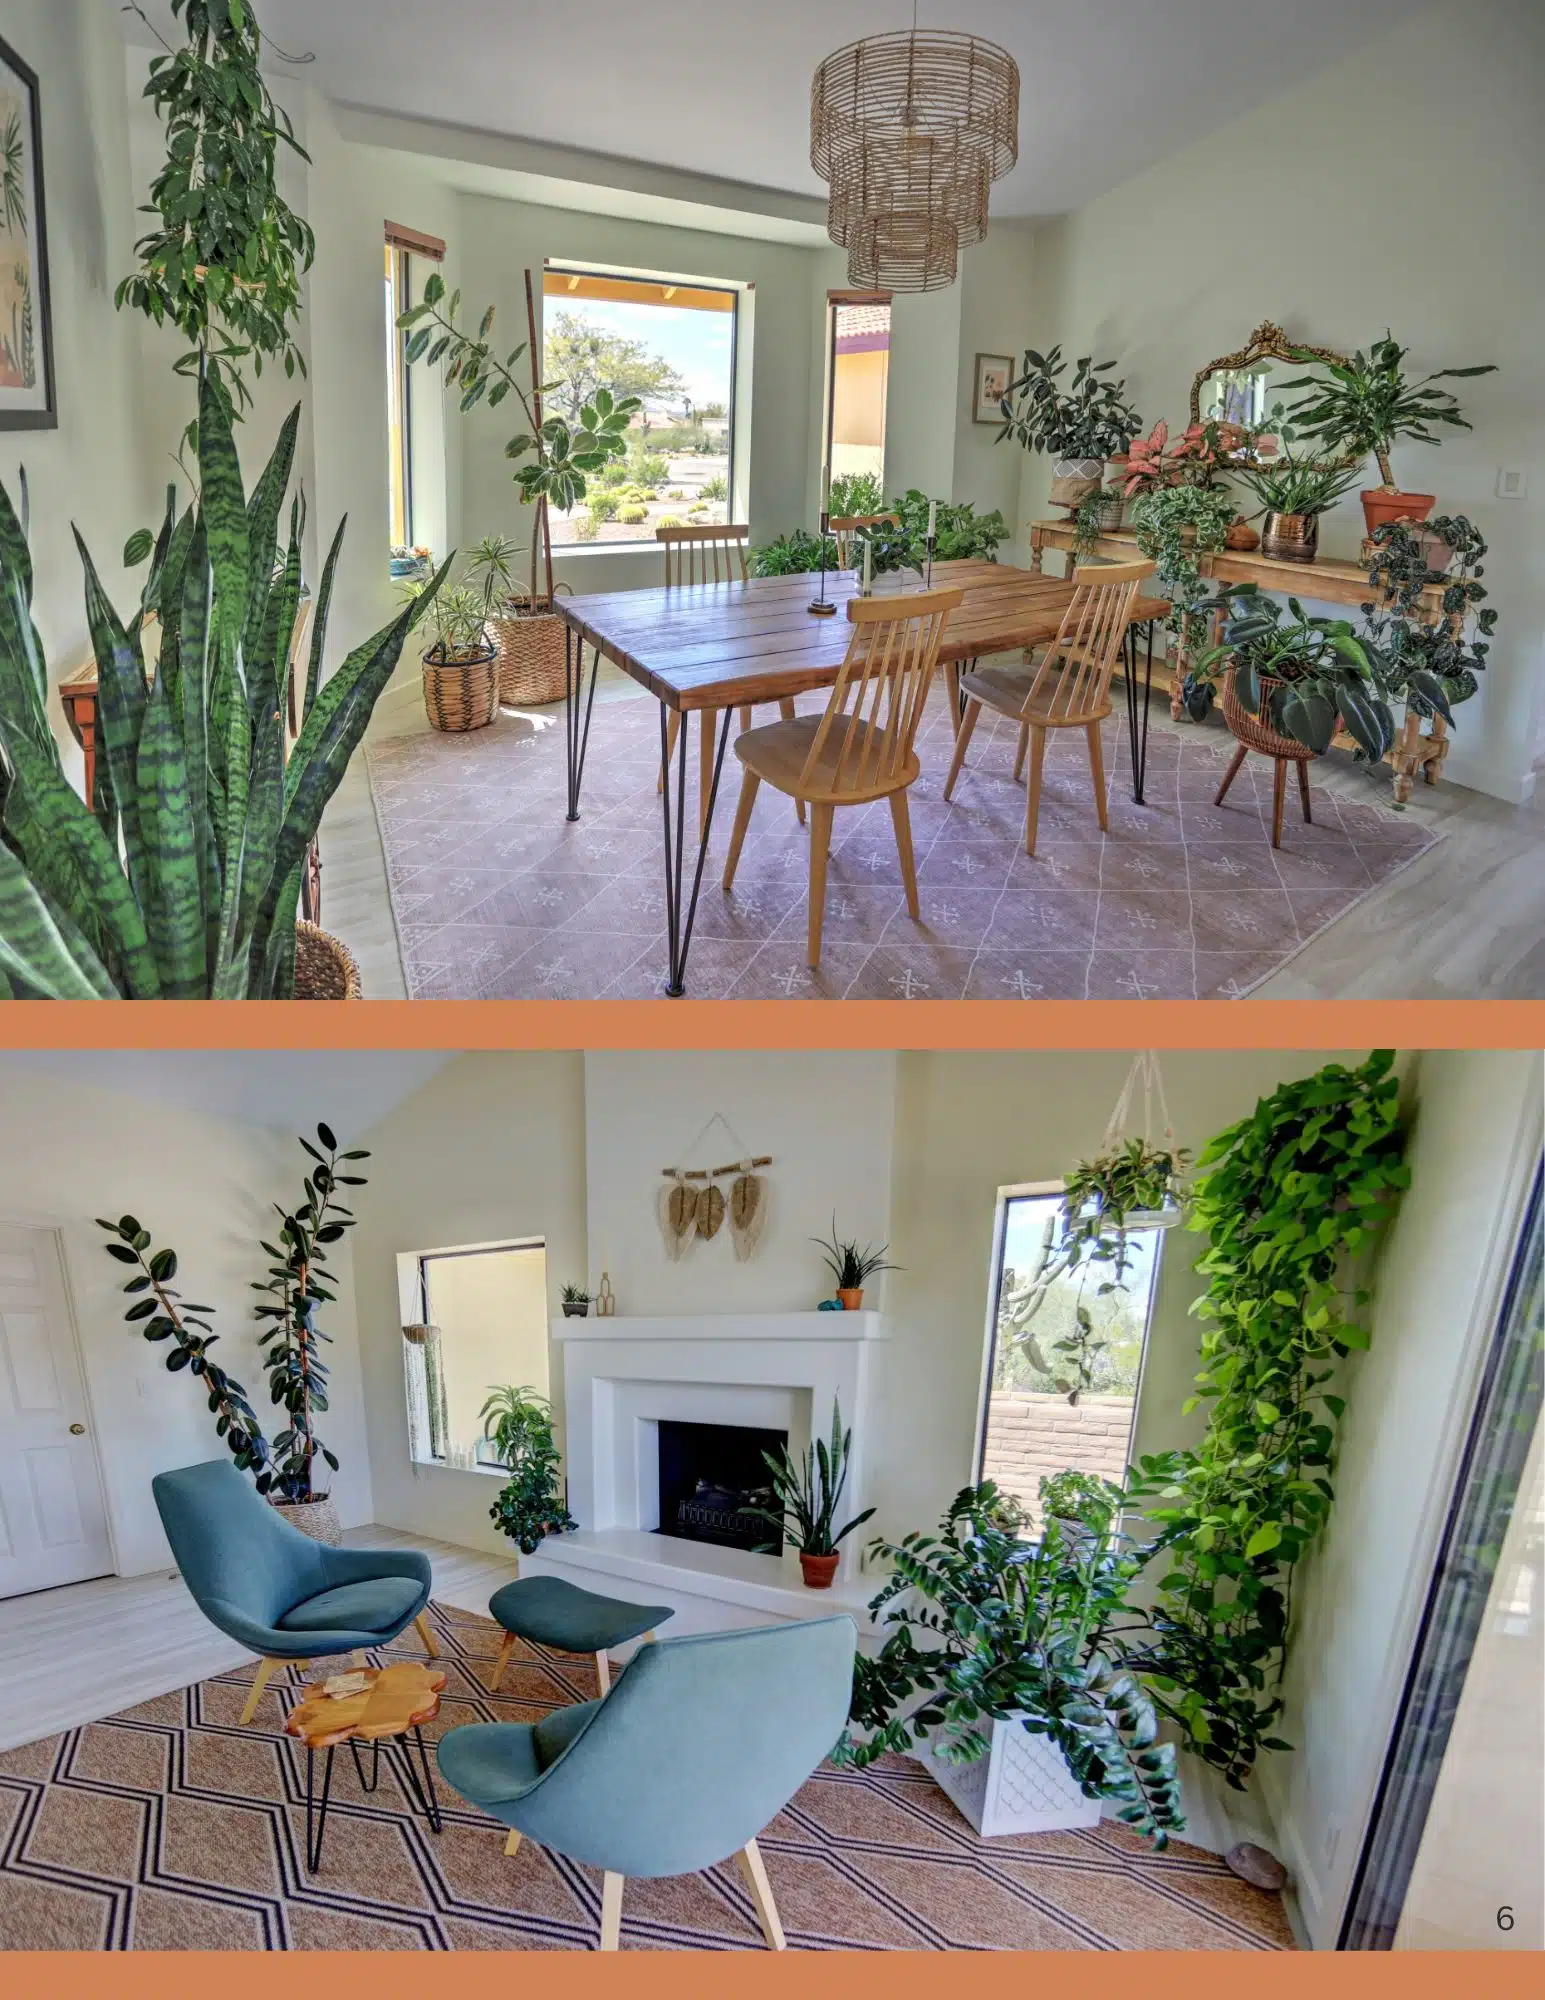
1127 1051 1410 1788
0 370 446 998
118 1 315 429
251 1124 371 1503
839 1479 1185 1848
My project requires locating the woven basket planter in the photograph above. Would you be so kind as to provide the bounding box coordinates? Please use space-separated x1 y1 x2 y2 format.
493 593 571 707
269 1493 343 1546
1222 671 1317 762
294 920 361 1000
423 642 499 733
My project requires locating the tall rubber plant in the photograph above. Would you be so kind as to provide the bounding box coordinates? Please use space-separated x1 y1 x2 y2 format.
0 367 447 997
1128 1051 1410 1787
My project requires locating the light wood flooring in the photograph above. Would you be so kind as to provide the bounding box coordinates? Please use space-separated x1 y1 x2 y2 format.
321 664 1544 1001
0 1525 519 1751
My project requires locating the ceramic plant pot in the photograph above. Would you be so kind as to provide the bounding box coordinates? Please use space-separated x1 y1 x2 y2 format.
799 1551 841 1590
271 1493 343 1546
837 1287 865 1312
917 1715 1103 1838
1361 488 1435 538
1261 510 1319 563
561 1301 590 1319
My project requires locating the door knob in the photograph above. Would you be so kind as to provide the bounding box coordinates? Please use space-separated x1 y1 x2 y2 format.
69 1422 86 1435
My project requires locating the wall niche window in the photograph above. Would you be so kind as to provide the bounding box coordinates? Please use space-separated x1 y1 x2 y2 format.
542 264 740 548
400 1241 549 1472
975 1184 1164 1527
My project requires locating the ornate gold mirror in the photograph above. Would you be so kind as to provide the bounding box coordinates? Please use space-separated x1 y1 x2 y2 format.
1189 321 1354 465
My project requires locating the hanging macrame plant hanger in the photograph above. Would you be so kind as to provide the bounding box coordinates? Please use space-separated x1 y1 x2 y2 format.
1087 1049 1187 1230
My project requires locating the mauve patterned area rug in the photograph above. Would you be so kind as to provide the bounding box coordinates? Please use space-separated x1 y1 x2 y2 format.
366 680 1440 1001
0 1601 1293 1951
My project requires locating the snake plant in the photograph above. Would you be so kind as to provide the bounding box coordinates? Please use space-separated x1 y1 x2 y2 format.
0 369 446 998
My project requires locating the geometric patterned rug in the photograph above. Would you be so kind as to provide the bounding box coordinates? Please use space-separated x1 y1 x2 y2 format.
0 1602 1294 1951
366 677 1440 1001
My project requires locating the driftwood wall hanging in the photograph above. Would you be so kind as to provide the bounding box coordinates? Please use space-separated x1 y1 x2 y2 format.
658 1112 773 1264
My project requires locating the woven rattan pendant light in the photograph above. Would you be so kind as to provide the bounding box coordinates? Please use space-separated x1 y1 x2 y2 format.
811 13 1019 292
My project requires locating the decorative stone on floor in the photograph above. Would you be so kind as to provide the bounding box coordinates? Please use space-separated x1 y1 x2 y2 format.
366 682 1441 1001
0 1602 1295 1951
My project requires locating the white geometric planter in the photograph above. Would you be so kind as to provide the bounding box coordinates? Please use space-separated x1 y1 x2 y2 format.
917 1714 1102 1839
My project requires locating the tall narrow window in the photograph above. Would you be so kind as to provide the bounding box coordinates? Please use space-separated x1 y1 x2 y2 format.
400 1241 550 1471
975 1184 1163 1526
385 241 413 552
542 264 739 547
823 294 891 508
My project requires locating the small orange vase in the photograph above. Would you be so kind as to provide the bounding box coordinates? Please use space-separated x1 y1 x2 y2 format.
800 1552 840 1590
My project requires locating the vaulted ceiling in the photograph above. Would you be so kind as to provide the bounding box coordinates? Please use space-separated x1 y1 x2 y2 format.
133 0 1427 218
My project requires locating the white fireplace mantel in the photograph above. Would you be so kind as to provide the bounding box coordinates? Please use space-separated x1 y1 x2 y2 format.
552 1310 887 1345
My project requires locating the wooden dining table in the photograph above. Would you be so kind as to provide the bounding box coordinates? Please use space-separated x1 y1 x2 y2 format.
555 558 1167 997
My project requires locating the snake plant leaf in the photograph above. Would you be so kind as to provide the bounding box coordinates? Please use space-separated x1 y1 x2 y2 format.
242 408 302 699
0 568 54 764
303 515 345 725
0 720 161 998
0 468 34 613
236 696 285 951
151 504 197 691
258 858 304 998
212 684 253 991
135 663 206 996
197 367 251 657
74 532 152 908
177 514 213 916
0 842 118 999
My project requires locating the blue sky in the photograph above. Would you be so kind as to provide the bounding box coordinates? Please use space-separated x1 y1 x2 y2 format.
547 297 734 413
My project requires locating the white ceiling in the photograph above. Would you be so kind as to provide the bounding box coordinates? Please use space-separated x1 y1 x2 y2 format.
134 0 1426 218
4 1052 456 1134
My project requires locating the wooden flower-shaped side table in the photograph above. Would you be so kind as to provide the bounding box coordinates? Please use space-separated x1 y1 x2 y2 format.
285 1661 448 1871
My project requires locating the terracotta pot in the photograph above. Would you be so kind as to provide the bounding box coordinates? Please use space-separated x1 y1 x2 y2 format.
1225 516 1261 552
800 1551 841 1590
837 1287 864 1312
271 1493 343 1546
1260 511 1319 564
1361 488 1435 538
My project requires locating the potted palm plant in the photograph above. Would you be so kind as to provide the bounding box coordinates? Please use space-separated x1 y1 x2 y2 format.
480 1385 577 1555
753 1398 875 1588
1276 334 1495 539
813 1219 898 1311
838 1479 1185 1846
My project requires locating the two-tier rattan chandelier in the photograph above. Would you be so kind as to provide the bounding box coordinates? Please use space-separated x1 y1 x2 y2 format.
811 18 1020 293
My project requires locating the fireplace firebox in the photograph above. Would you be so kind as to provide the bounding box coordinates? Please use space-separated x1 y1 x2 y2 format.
656 1419 787 1553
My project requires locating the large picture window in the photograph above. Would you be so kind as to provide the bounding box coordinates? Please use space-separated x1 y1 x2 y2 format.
400 1241 550 1472
822 293 891 505
975 1184 1164 1526
542 265 739 548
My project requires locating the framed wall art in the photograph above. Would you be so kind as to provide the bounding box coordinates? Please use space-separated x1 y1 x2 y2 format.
972 351 1013 426
0 33 55 431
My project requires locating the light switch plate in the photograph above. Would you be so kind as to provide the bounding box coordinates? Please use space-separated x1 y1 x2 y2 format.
1496 467 1527 499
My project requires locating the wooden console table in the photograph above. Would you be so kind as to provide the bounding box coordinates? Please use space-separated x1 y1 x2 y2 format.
1029 519 1454 803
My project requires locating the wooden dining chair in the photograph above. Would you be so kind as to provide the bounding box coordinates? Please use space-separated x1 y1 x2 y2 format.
830 513 900 569
722 585 963 966
943 560 1154 856
655 523 801 832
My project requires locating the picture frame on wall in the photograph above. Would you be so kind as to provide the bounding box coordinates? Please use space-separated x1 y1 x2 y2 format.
0 33 55 431
972 352 1013 427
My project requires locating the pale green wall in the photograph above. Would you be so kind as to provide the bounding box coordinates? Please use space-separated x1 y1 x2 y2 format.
1014 0 1545 803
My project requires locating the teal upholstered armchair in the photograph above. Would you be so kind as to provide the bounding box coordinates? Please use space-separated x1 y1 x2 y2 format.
437 1616 857 1950
151 1459 436 1725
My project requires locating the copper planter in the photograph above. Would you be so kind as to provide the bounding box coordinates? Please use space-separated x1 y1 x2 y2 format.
1261 511 1319 563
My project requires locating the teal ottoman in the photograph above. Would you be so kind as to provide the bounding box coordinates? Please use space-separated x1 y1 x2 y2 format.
487 1576 675 1695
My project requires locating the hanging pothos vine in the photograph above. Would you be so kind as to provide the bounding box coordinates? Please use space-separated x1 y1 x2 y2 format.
1127 1051 1410 1787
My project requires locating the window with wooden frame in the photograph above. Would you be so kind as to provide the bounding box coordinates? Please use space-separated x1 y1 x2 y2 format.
822 290 892 509
541 263 741 548
385 240 414 553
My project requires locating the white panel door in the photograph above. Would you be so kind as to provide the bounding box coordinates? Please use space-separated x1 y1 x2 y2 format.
0 1225 112 1597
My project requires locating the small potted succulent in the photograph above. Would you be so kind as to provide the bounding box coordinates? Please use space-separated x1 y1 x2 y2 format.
1276 334 1495 539
1230 454 1361 564
997 346 1142 510
560 1284 591 1320
813 1219 898 1311
753 1399 875 1589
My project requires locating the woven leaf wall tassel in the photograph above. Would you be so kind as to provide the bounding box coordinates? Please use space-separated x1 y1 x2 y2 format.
729 1163 767 1263
697 1181 726 1241
659 1172 698 1261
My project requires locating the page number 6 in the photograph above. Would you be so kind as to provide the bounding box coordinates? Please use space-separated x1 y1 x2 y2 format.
1497 1906 1514 1931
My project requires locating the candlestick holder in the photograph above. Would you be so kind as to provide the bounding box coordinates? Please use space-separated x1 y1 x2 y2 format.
808 511 837 616
925 533 937 589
